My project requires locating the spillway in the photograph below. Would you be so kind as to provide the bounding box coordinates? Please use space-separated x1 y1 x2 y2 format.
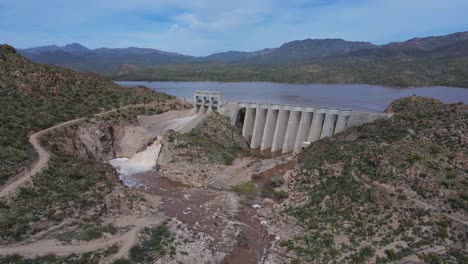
195 90 392 154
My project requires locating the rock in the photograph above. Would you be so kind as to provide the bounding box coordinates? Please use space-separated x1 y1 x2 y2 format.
116 126 155 158
252 204 262 209
258 209 269 218
263 198 275 206
77 122 116 161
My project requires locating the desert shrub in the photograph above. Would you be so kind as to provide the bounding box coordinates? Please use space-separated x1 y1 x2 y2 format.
233 182 256 195
128 223 175 263
270 176 285 187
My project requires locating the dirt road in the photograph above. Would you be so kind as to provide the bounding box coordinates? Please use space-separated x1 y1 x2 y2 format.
0 215 164 262
0 118 84 198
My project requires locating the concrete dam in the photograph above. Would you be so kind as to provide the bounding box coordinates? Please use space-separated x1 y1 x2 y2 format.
193 91 391 154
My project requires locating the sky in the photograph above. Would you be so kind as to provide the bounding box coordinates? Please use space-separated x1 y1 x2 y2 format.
1 0 467 56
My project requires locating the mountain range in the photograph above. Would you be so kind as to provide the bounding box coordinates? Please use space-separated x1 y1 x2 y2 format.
13 31 468 87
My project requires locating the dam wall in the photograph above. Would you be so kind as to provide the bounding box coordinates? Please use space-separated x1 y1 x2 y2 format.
221 102 391 154
194 91 392 154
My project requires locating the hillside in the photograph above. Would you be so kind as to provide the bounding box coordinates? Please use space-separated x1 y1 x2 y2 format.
0 44 173 184
112 56 468 88
199 48 277 63
348 31 468 59
267 97 467 263
15 31 468 88
115 31 468 88
18 45 193 74
245 39 376 64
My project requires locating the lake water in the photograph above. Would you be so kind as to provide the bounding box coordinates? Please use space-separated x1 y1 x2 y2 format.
116 81 468 112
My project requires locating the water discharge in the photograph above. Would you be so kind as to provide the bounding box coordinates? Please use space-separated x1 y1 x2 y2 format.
109 139 162 187
108 136 296 263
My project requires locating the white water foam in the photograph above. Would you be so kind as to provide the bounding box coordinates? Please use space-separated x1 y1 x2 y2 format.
109 140 162 187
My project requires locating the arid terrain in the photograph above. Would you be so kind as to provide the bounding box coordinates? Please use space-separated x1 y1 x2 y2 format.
0 44 467 264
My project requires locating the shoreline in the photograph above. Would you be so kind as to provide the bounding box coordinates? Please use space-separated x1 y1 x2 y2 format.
114 80 468 90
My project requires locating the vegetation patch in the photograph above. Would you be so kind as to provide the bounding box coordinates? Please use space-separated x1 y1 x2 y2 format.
279 97 467 263
112 57 468 88
0 45 178 184
0 154 114 242
0 244 120 264
168 112 248 165
56 222 119 242
115 223 176 264
233 182 256 195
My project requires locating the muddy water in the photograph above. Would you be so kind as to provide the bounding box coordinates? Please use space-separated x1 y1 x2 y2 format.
249 148 284 158
124 170 273 263
121 158 297 263
252 160 297 187
221 204 273 264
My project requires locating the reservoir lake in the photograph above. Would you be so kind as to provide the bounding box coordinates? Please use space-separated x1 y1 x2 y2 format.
116 81 468 112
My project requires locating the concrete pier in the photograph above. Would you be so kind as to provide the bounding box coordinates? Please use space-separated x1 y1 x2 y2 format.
251 108 268 149
282 109 302 154
294 109 313 154
320 110 339 139
199 106 207 115
271 109 290 152
261 109 278 150
242 108 256 142
334 111 351 134
308 109 326 142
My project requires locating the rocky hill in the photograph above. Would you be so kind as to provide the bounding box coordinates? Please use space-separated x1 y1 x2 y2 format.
161 112 249 166
266 97 467 263
18 44 193 74
245 38 376 64
0 44 173 184
16 31 468 87
113 31 468 87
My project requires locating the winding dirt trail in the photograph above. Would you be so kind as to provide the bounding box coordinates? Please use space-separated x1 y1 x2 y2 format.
0 118 84 198
0 216 164 261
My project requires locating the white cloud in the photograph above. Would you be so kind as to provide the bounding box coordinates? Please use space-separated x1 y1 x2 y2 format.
1 0 467 55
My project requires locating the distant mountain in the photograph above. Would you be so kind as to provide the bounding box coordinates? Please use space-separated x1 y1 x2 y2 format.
16 31 468 76
21 43 90 54
248 39 377 63
18 45 194 74
201 48 276 63
386 31 468 51
347 31 468 59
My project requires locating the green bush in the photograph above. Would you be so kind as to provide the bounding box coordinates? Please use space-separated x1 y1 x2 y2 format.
270 176 285 187
128 223 175 263
233 182 256 195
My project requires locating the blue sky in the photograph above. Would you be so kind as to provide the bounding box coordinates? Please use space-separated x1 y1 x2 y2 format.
1 0 467 56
